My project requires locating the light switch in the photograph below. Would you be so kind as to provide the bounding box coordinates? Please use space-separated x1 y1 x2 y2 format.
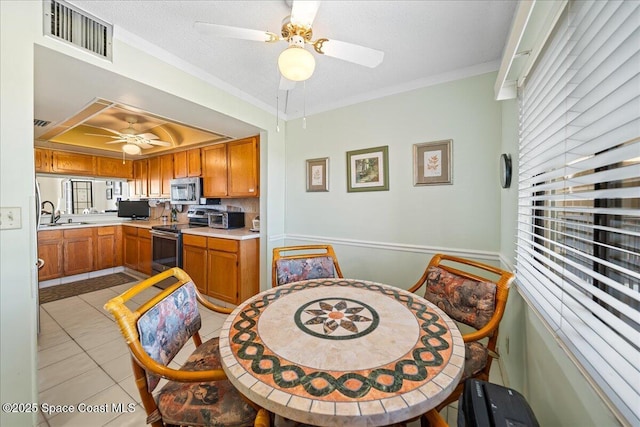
0 207 22 230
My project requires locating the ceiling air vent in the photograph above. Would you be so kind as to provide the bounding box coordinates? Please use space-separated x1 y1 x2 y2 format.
43 0 113 61
34 119 52 127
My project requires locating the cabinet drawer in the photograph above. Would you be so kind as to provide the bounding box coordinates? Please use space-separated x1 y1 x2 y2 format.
123 226 138 236
138 228 151 239
38 230 63 241
63 228 93 238
208 237 238 253
184 234 207 248
97 226 116 236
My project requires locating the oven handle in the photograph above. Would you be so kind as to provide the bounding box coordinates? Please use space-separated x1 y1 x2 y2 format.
150 230 180 240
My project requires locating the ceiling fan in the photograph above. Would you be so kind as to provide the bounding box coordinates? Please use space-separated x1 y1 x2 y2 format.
194 0 384 88
86 116 172 155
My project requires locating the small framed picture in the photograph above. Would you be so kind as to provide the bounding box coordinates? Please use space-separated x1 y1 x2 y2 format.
346 145 389 192
306 157 329 192
413 139 453 186
106 188 113 200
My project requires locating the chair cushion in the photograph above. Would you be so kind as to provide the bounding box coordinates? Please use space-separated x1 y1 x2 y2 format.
276 256 336 286
424 266 497 329
137 281 202 391
157 337 258 427
463 341 489 379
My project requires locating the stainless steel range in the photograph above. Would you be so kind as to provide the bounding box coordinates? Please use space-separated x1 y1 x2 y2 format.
150 205 219 279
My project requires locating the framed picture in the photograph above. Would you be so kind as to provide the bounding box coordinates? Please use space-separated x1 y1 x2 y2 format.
306 157 329 192
106 188 113 200
413 139 453 186
346 145 389 192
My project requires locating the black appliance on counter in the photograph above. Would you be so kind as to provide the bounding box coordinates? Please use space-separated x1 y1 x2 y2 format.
149 205 218 286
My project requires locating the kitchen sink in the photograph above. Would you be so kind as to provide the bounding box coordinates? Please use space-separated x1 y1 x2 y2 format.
40 222 90 227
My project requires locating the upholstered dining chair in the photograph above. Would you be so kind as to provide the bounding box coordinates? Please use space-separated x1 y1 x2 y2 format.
407 253 514 413
272 244 344 287
104 267 270 427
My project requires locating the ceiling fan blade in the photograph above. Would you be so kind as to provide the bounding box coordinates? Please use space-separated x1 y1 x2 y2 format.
194 22 279 43
136 132 160 140
314 38 384 68
290 0 320 28
279 76 297 91
105 140 127 144
147 140 172 147
85 133 121 139
138 142 154 149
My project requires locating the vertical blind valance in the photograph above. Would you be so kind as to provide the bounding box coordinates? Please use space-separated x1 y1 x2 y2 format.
516 1 640 425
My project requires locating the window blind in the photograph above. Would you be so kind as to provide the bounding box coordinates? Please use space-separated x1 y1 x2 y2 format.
516 1 640 425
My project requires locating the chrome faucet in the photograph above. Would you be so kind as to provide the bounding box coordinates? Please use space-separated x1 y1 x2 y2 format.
41 201 59 224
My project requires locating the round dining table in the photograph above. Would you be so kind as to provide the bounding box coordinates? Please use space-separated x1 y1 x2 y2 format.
219 278 465 427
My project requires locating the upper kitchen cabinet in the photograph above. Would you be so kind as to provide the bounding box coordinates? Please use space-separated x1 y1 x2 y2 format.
149 153 174 197
96 156 133 179
51 151 96 176
133 159 148 197
202 136 259 198
174 148 201 178
35 148 51 173
228 136 259 197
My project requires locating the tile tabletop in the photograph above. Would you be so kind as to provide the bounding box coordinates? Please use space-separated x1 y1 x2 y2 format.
219 278 465 426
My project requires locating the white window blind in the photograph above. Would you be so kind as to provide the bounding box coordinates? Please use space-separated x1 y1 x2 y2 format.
516 1 640 425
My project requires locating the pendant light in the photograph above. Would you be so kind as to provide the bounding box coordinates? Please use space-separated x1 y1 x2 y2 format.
278 35 315 82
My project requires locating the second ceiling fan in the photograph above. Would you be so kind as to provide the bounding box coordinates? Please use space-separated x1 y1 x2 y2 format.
194 0 384 87
86 116 172 155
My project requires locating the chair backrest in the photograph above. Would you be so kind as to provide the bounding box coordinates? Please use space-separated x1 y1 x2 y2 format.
104 268 203 392
272 244 344 287
409 253 514 339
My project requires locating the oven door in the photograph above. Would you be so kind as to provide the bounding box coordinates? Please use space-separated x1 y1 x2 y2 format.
150 230 182 275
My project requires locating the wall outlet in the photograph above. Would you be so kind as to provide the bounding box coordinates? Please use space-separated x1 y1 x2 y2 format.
0 207 22 230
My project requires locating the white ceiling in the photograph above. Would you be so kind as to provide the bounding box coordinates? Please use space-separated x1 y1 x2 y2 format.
35 0 517 151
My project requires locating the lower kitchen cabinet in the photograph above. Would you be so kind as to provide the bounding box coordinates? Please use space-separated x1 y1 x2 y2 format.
95 226 122 270
63 228 95 276
123 226 152 275
37 230 63 281
182 235 259 304
182 235 208 294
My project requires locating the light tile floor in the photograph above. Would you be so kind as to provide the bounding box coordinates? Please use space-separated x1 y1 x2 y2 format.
37 282 505 426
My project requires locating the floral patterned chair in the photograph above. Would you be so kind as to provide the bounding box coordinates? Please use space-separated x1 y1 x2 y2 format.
272 244 344 287
104 267 270 427
407 253 514 415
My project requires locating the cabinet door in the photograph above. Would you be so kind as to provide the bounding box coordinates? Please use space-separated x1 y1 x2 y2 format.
95 226 120 270
37 230 63 281
133 159 149 197
207 250 238 304
148 156 161 197
138 229 152 275
202 144 228 197
63 229 94 276
123 228 138 270
160 154 174 197
183 236 208 295
35 148 51 173
187 148 202 177
227 136 259 197
51 152 96 176
174 151 188 178
96 156 133 179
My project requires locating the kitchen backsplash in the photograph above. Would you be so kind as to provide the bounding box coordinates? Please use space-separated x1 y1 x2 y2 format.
150 198 259 223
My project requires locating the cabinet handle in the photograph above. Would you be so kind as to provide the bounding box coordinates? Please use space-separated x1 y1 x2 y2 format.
249 188 254 192
37 258 45 269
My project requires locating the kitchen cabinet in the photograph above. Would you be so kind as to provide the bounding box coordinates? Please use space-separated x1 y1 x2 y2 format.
62 228 94 276
202 136 259 198
37 230 63 281
174 148 201 179
95 226 122 270
123 226 152 275
160 154 174 196
35 148 51 173
148 156 161 197
202 144 227 197
227 136 259 197
182 234 208 294
206 237 259 304
96 156 133 179
51 151 96 176
133 159 149 197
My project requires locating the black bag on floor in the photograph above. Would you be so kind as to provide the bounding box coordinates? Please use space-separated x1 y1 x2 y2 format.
458 379 539 427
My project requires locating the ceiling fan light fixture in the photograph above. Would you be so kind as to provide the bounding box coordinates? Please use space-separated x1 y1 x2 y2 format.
278 45 315 82
122 143 142 155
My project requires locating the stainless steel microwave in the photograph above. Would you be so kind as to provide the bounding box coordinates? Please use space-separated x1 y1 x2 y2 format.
170 177 201 205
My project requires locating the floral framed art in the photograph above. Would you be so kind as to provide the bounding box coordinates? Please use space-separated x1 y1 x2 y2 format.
306 157 329 192
413 139 452 186
346 145 389 192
